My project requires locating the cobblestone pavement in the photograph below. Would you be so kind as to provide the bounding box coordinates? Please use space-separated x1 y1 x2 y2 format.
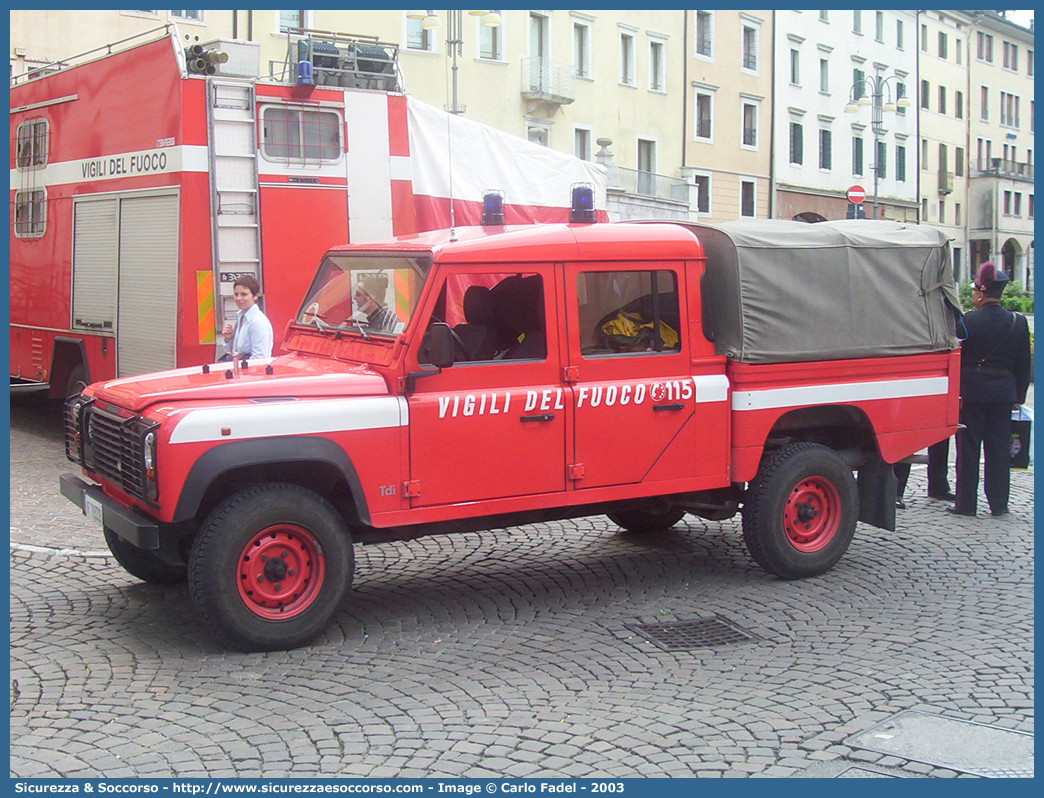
10 395 1034 778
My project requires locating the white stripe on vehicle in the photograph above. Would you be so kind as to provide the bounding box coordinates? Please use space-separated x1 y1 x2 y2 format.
731 376 950 412
693 374 730 403
168 396 408 444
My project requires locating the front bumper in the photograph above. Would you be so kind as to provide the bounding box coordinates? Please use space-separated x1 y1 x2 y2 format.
59 473 160 550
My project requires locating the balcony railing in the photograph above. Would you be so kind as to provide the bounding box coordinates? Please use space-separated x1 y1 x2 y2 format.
974 158 1035 179
937 170 954 194
521 58 575 105
617 167 690 202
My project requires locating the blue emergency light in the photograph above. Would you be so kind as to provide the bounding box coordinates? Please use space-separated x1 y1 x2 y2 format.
569 183 595 224
296 60 315 85
481 189 504 226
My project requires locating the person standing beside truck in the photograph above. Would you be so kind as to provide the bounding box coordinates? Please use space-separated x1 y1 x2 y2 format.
221 275 274 359
951 262 1031 517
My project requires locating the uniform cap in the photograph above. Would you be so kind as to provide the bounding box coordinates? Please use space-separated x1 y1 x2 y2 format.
974 262 1009 294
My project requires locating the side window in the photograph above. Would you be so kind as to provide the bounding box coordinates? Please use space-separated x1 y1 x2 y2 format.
422 272 546 364
15 118 48 169
260 105 342 165
13 189 46 238
577 270 680 356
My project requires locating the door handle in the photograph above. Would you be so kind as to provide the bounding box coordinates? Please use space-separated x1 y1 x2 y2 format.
653 403 685 411
520 413 555 422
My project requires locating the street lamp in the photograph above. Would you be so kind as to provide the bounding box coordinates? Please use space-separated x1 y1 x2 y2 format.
406 10 502 115
844 73 911 219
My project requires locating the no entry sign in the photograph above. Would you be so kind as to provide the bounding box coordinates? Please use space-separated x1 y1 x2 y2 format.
847 185 867 204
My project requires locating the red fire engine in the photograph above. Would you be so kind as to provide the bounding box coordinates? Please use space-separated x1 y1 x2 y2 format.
61 212 963 651
10 28 605 397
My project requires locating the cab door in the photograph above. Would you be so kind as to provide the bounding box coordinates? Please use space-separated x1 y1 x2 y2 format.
406 265 567 508
565 262 708 490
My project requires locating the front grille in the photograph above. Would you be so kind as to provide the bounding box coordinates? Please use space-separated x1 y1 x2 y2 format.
83 406 154 500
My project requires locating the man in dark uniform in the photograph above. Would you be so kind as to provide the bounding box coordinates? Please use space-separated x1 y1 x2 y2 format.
951 262 1032 517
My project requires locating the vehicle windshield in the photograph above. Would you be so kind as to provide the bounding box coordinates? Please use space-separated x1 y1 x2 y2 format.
295 254 430 337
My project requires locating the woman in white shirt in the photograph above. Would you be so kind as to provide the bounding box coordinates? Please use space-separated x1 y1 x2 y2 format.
222 274 274 359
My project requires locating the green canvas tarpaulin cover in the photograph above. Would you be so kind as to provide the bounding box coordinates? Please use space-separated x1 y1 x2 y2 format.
676 219 962 364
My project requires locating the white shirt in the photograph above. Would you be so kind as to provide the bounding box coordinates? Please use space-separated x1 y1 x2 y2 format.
225 303 274 359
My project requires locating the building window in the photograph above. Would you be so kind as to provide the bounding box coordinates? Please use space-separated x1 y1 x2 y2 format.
921 197 928 219
896 81 907 115
742 25 758 71
956 90 964 119
955 203 962 226
980 86 989 121
279 10 306 33
789 122 803 165
260 105 343 165
876 141 887 178
695 91 713 140
694 174 710 214
977 32 993 63
695 11 713 58
939 199 945 222
790 49 800 85
406 17 434 51
527 126 548 147
741 180 755 217
1000 92 1020 127
955 146 964 177
171 10 202 21
922 138 929 170
573 21 590 78
852 68 866 100
875 11 884 42
820 58 829 93
479 11 503 60
574 128 591 161
896 19 904 49
938 31 948 59
920 79 930 110
956 38 962 64
637 138 656 192
649 39 665 91
853 11 862 35
1028 49 1034 77
620 31 635 85
853 136 864 175
921 23 928 51
896 145 906 181
1003 41 1019 71
820 11 829 23
13 188 46 238
15 118 48 169
938 85 947 115
1014 193 1022 216
1029 194 1034 219
741 102 757 147
819 129 832 170
1003 191 1011 215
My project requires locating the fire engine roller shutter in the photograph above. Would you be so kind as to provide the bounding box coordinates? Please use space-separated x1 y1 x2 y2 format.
116 193 179 377
71 199 118 333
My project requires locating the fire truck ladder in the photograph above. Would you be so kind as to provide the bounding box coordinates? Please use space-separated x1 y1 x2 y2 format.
206 79 262 355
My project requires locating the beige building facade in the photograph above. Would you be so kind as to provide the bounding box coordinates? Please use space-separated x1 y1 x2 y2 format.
683 10 774 221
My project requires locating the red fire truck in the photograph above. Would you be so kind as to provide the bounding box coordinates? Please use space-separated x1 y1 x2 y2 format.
10 27 605 397
61 216 963 651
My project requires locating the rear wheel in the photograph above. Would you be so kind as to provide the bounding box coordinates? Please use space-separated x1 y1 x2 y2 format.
607 506 686 534
104 526 187 585
188 483 354 651
742 443 858 579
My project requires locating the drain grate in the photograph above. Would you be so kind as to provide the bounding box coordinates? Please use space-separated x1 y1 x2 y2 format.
626 615 758 652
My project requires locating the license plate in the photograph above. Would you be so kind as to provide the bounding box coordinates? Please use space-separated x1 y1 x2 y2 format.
84 494 104 526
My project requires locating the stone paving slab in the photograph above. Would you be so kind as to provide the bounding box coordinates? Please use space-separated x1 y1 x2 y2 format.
9 395 1035 778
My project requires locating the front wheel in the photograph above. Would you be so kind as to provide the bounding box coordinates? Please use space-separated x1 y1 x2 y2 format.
742 443 858 579
188 483 354 651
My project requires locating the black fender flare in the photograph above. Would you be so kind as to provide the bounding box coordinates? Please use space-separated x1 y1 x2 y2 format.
172 436 370 525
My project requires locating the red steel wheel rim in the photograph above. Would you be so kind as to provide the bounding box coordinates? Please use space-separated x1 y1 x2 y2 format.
236 524 325 620
782 475 841 552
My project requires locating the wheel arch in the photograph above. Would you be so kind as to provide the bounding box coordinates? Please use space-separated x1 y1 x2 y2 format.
173 436 370 527
49 336 90 399
765 404 878 453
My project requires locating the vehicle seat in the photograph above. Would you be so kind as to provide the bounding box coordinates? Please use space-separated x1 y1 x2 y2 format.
495 275 546 360
454 286 499 361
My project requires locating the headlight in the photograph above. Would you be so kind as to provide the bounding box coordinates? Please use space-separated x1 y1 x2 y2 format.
143 431 156 470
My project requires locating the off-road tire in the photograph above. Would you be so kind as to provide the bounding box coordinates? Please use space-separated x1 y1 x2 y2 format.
607 506 686 534
104 525 188 585
65 364 88 399
742 442 858 579
188 483 354 652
